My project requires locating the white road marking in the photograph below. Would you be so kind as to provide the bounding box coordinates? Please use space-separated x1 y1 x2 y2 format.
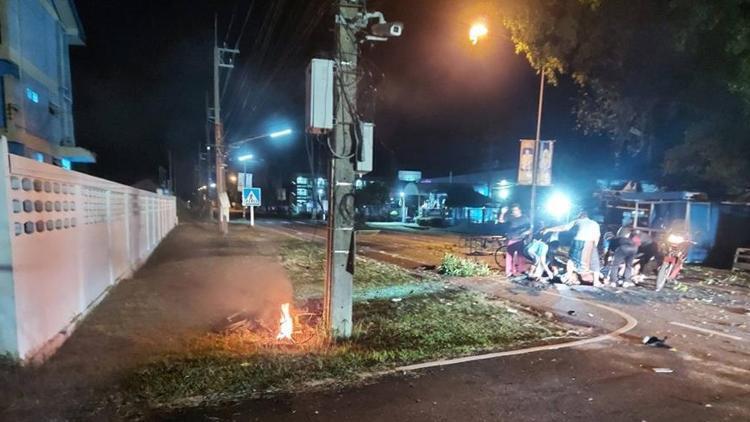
397 292 639 372
669 321 745 341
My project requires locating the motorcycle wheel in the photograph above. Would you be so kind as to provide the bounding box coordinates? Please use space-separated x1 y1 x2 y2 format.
656 262 673 292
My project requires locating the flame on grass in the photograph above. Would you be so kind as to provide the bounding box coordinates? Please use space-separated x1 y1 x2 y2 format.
276 303 293 341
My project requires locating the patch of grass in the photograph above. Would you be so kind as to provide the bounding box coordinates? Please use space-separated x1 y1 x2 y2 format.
123 240 562 410
438 253 492 277
126 290 560 409
279 240 427 300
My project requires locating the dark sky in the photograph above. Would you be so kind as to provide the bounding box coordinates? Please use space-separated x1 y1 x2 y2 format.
71 0 609 198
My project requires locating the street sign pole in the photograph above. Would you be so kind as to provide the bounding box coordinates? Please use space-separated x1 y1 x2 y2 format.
242 161 247 221
250 175 255 227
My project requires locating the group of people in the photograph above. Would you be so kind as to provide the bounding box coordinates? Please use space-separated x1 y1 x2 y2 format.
497 204 641 286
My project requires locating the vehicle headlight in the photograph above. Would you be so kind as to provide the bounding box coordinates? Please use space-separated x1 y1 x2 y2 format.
667 234 685 244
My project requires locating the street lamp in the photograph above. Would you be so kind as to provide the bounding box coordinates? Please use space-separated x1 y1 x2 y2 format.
269 128 293 138
469 21 488 45
470 20 546 233
230 128 293 148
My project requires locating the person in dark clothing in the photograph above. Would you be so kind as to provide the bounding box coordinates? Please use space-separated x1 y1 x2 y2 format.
608 230 641 285
498 203 531 276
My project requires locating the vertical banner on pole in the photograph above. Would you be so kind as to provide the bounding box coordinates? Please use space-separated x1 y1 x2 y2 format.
517 139 536 186
536 140 554 186
237 173 252 191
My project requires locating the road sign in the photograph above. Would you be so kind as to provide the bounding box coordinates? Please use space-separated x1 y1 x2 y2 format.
242 187 261 207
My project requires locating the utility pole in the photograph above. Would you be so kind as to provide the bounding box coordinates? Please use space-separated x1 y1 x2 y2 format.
324 0 361 339
205 91 213 198
213 15 239 235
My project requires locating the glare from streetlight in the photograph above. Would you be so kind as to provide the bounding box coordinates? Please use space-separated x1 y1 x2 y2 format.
229 174 238 183
469 21 489 45
546 192 572 219
238 154 254 162
269 128 293 138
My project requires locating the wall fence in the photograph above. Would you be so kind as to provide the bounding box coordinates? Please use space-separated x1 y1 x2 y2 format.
0 138 177 362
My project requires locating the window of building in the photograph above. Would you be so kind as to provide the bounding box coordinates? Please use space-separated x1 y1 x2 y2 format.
25 87 39 103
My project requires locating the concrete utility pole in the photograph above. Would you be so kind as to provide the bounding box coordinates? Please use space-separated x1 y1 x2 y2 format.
213 15 239 235
324 0 362 339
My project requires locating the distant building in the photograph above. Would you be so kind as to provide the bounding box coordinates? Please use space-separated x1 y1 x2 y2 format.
290 174 328 215
0 0 94 167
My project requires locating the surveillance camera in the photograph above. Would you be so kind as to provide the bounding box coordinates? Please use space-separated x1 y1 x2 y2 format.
371 22 403 37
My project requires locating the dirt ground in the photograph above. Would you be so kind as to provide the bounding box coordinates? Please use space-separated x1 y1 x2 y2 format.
0 222 293 421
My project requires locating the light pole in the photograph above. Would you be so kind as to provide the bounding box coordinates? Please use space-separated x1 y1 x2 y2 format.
238 154 253 222
469 21 546 233
225 129 292 228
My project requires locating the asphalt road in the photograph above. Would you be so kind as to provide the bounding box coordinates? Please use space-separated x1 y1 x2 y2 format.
172 219 750 422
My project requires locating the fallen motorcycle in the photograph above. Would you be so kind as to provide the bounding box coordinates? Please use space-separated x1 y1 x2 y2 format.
655 231 693 291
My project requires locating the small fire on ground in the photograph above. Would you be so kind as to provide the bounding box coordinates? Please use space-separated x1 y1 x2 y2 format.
276 303 293 341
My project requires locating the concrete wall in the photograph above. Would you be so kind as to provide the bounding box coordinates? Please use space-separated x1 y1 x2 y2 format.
0 138 177 361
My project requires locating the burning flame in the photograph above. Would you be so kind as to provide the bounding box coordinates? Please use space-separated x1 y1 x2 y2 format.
276 303 293 341
469 22 489 45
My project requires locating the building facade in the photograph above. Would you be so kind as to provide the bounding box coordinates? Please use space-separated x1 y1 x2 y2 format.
0 0 93 167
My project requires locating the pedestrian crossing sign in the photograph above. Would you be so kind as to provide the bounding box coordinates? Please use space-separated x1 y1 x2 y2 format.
242 187 261 207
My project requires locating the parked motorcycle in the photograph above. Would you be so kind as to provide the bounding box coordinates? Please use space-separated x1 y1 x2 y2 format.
655 231 692 291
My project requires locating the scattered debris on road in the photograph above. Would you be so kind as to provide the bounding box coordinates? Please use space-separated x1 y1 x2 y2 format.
642 336 671 348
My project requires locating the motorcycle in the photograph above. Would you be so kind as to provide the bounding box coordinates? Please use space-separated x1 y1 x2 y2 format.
655 231 692 291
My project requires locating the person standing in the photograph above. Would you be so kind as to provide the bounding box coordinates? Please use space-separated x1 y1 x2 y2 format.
498 204 531 277
544 211 601 280
608 230 641 286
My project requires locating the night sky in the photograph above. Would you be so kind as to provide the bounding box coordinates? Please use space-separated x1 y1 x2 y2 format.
70 0 610 198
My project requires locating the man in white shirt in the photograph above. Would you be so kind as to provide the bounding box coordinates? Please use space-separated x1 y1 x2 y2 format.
544 211 601 281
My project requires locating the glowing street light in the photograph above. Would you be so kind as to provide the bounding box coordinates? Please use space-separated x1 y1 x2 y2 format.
469 21 489 45
231 128 294 147
269 128 293 138
238 154 254 162
546 192 572 221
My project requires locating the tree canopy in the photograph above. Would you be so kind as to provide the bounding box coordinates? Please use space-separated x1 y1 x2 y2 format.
498 0 750 196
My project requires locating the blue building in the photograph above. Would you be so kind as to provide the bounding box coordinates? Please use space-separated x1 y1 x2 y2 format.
0 0 94 167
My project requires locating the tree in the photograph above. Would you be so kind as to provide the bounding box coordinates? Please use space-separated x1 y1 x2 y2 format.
444 185 490 208
355 182 390 207
497 0 750 196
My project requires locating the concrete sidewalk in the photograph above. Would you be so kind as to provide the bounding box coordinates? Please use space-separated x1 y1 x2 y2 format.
0 222 293 421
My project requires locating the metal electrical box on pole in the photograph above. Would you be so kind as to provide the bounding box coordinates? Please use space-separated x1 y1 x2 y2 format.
306 59 335 134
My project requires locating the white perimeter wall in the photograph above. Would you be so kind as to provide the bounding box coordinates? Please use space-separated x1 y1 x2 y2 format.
0 139 177 361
